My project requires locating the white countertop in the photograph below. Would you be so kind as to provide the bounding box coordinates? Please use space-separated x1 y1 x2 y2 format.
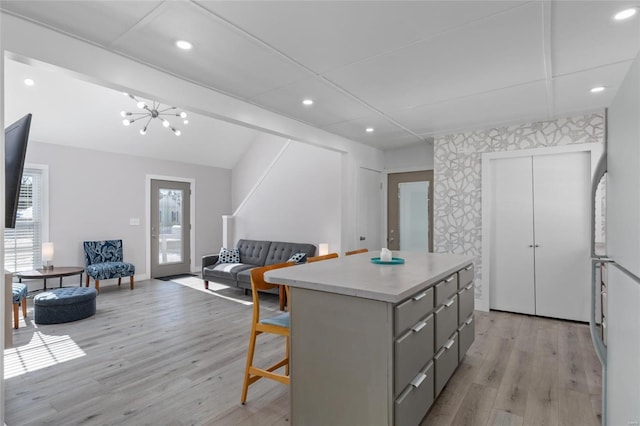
264 251 473 303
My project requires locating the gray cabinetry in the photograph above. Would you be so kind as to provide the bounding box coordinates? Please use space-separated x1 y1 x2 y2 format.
269 252 474 426
394 264 474 424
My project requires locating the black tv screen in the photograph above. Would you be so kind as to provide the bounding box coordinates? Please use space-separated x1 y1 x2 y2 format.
4 114 32 229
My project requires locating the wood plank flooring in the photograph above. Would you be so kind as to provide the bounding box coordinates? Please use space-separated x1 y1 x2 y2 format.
4 279 602 425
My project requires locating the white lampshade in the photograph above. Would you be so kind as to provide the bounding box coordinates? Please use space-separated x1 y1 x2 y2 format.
318 243 329 256
42 242 54 262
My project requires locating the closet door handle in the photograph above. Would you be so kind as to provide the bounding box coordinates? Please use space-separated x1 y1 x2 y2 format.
528 244 534 248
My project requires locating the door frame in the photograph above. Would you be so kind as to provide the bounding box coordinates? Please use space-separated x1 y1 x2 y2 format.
481 143 602 312
383 166 435 253
145 174 196 279
387 170 434 252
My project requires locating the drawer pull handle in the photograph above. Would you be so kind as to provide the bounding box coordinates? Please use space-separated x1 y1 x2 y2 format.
444 339 455 350
445 299 455 307
465 317 473 325
412 292 427 301
464 264 473 271
410 372 427 388
445 276 455 283
465 284 473 291
411 321 427 332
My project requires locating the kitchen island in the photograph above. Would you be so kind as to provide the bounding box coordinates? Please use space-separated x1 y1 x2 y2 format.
264 251 475 426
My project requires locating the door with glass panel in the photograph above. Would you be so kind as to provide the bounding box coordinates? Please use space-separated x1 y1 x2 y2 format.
387 171 433 252
150 179 191 278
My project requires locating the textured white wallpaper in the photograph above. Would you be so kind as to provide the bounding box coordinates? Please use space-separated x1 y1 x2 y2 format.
433 113 604 299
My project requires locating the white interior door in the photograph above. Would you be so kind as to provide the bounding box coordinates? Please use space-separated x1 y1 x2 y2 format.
357 167 382 251
533 152 590 321
490 156 536 314
398 181 429 251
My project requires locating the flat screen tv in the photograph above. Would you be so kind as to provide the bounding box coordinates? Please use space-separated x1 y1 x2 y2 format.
4 113 32 229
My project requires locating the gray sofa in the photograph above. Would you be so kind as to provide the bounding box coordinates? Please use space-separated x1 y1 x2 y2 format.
201 239 316 293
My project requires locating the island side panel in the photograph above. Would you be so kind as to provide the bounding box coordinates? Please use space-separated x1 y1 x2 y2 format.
290 287 394 426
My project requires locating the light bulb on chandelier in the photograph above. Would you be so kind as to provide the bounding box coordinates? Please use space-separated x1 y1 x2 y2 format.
120 93 187 136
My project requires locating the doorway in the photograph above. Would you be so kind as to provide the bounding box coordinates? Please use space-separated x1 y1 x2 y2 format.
150 179 191 278
387 171 434 252
356 167 383 251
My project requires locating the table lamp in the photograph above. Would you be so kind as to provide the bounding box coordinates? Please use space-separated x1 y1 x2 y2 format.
318 243 329 256
42 242 54 270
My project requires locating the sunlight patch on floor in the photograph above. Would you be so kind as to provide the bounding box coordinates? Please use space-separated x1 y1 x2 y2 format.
4 328 86 379
170 276 253 305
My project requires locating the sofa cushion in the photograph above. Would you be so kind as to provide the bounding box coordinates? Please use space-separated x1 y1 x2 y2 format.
217 247 240 264
288 252 308 263
237 239 271 266
204 263 255 281
265 241 316 266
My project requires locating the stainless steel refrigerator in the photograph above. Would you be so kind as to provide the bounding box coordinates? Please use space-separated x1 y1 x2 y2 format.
590 53 640 425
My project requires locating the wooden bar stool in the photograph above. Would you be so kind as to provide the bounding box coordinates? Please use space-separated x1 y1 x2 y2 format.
241 262 294 404
345 248 368 256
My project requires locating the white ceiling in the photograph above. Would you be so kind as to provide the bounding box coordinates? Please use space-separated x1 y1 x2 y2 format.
2 1 640 167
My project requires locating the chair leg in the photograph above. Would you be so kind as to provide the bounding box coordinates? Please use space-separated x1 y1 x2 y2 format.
95 280 100 293
241 327 258 404
13 303 19 329
22 298 27 318
118 277 122 287
85 275 90 287
130 275 134 290
204 280 209 290
285 335 290 376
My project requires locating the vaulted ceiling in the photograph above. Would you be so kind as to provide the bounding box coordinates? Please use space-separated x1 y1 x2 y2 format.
2 1 639 168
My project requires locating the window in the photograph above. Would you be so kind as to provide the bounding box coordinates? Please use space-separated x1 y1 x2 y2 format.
4 167 46 273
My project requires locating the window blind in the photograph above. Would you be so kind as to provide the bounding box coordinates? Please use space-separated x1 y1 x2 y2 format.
4 168 43 273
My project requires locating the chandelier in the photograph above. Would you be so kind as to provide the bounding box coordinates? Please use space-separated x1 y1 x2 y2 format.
120 93 188 136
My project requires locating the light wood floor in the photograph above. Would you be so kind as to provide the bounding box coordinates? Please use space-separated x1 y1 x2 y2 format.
5 279 601 426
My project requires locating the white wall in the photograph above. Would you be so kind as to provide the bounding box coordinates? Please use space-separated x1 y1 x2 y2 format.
233 141 342 253
232 133 288 212
23 141 230 290
383 142 434 172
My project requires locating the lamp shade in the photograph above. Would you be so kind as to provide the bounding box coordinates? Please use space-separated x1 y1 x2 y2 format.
42 242 54 262
318 243 329 256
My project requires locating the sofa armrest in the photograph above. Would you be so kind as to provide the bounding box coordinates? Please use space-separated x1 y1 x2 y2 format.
202 254 219 269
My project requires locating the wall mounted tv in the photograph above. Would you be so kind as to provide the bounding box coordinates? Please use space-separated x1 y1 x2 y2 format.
4 113 32 229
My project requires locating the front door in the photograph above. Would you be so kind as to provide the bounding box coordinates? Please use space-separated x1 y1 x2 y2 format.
387 171 433 252
150 179 191 278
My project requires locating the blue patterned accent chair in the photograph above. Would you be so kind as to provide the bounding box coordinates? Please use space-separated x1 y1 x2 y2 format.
83 240 135 292
12 283 28 329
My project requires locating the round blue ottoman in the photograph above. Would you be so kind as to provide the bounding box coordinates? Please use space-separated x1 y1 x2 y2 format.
34 287 97 325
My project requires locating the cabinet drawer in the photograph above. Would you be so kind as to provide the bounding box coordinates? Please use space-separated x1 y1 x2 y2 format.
435 332 459 396
435 295 458 350
458 316 475 362
394 362 434 426
395 314 434 397
395 287 434 336
458 283 474 326
458 263 474 289
435 274 458 306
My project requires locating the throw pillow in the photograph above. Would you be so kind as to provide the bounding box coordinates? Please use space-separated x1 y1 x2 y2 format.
287 252 307 264
217 247 240 264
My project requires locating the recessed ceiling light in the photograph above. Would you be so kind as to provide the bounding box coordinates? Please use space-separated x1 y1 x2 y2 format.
24 78 35 86
302 99 314 106
614 7 637 21
590 86 606 93
365 127 375 133
176 40 193 50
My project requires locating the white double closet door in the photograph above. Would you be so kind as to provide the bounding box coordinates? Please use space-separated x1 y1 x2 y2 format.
490 151 590 322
